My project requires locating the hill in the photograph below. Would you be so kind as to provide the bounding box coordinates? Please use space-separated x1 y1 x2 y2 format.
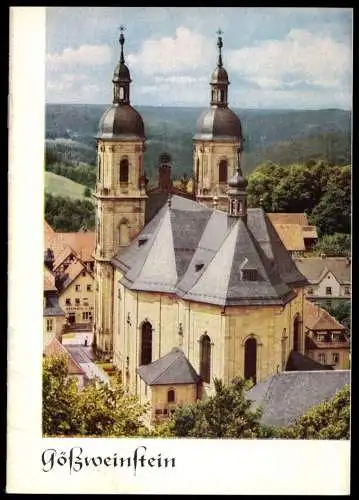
45 171 92 201
45 104 352 180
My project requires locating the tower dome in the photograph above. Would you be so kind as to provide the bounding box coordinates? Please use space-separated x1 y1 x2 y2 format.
194 30 242 142
97 29 145 141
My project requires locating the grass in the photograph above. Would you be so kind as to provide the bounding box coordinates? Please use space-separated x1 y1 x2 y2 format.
45 171 91 201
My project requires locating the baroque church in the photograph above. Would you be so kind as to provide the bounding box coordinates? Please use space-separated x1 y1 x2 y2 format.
93 30 310 417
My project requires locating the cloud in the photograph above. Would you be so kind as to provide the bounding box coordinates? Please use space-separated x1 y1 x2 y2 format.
127 27 215 76
228 29 352 91
47 44 112 68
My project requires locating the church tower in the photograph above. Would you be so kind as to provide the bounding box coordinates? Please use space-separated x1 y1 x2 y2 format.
94 28 147 356
193 31 243 211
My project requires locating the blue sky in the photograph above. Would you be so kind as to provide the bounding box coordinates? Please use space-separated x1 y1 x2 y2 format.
46 7 352 109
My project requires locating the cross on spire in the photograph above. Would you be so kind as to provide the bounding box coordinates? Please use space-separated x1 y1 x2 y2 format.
216 28 223 67
119 25 126 63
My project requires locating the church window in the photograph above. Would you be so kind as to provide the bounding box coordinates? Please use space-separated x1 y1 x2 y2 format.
332 352 339 364
196 158 200 183
46 319 53 332
120 159 129 183
199 334 211 383
140 321 153 365
98 156 101 179
167 389 175 403
220 89 225 103
241 269 257 281
219 159 228 183
293 314 301 352
244 337 257 383
119 86 124 100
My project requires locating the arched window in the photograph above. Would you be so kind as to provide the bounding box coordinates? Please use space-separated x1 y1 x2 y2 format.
120 159 129 183
140 321 152 366
220 89 225 103
244 337 257 384
98 156 102 180
167 389 175 403
219 159 228 183
196 158 200 183
199 334 211 383
293 314 301 352
119 86 124 100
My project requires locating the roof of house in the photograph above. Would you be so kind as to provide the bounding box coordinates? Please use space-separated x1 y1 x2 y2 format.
247 370 350 427
293 257 351 285
44 224 95 264
112 195 308 307
304 300 346 331
270 223 306 251
58 259 87 292
285 350 333 371
44 293 66 317
267 213 309 225
137 347 201 385
44 338 85 376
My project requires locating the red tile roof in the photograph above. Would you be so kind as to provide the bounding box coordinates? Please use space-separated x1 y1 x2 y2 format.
44 338 85 375
304 300 346 331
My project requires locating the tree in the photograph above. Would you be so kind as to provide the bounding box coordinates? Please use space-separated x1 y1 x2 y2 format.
171 377 274 438
313 233 351 257
320 301 351 332
84 186 92 198
42 355 149 437
42 354 81 436
278 385 350 439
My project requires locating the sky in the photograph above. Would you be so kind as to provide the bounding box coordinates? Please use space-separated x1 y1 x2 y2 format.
46 7 352 109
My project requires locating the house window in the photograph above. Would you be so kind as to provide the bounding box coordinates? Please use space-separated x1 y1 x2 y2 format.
167 389 175 403
199 334 211 383
326 287 332 295
83 312 90 321
75 285 81 292
140 321 153 365
307 288 314 295
218 159 228 183
83 298 88 304
120 159 129 183
318 353 326 364
75 298 80 305
155 409 162 415
65 298 71 305
163 408 168 415
46 319 53 332
82 271 86 277
344 287 350 295
87 284 92 292
332 353 340 364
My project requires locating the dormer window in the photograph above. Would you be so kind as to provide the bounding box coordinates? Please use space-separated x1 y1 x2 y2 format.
195 263 204 272
241 269 257 281
138 234 151 247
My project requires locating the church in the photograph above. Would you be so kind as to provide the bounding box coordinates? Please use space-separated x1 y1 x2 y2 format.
93 30 311 418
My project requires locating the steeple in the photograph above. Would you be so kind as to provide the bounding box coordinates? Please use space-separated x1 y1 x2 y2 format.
227 146 248 220
112 26 132 105
210 29 230 108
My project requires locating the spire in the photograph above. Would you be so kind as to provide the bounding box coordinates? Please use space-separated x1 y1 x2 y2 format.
227 146 248 220
119 25 125 64
217 28 223 68
210 30 229 107
112 26 131 105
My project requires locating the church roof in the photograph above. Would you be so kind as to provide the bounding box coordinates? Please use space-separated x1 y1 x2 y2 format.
137 347 201 385
247 370 350 427
112 195 308 306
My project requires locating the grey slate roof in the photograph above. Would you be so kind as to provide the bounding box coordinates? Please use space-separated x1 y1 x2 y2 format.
247 370 350 428
112 195 308 306
285 350 333 371
293 257 351 285
137 347 201 386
